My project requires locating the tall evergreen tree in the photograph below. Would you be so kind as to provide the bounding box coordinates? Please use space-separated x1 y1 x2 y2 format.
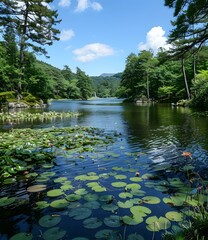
76 68 93 100
0 0 61 92
165 0 208 56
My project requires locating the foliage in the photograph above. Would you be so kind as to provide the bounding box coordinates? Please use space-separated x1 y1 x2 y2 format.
190 70 208 109
165 0 208 57
91 74 121 98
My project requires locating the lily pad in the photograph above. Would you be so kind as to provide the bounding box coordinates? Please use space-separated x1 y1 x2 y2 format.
142 196 161 204
0 197 15 207
131 190 146 197
101 203 118 211
111 182 127 188
119 192 133 199
39 215 61 228
129 177 142 182
50 199 69 209
122 216 143 225
84 201 100 209
9 232 33 240
126 183 141 191
104 215 121 228
99 195 113 202
71 238 89 240
54 177 68 183
118 200 133 208
114 175 127 180
75 188 88 195
42 227 66 240
95 229 114 239
165 211 184 222
130 206 151 217
34 201 49 210
146 216 171 232
83 217 102 229
84 193 99 202
27 184 47 193
65 194 81 202
47 189 64 197
68 207 92 220
92 185 106 192
42 164 54 169
127 233 144 240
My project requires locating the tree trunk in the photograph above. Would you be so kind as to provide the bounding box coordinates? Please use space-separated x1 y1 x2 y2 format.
182 58 191 100
146 73 150 100
19 1 29 95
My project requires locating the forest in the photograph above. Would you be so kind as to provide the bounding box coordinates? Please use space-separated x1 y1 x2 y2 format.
0 0 208 109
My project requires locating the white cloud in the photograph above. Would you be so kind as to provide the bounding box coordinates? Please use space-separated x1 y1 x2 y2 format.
138 26 171 54
58 0 71 7
60 29 75 41
91 2 102 11
75 0 102 12
73 43 114 62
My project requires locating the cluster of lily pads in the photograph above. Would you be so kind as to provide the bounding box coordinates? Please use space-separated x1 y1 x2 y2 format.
0 124 208 239
0 126 114 182
0 111 79 123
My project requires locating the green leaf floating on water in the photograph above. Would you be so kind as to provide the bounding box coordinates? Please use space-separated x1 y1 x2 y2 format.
0 197 16 207
39 215 61 228
65 194 81 202
118 200 133 209
111 182 127 188
68 207 92 220
83 217 102 229
126 183 141 191
84 193 99 201
54 177 68 183
142 196 161 204
27 184 47 193
95 229 114 239
99 194 114 202
47 189 64 197
114 174 127 180
9 232 33 240
130 206 151 217
34 201 49 210
42 227 66 240
122 215 143 226
50 199 69 209
3 178 16 184
104 215 121 228
127 233 144 240
129 177 142 182
146 216 171 232
71 238 89 240
91 185 106 192
75 188 88 195
119 192 133 199
84 201 100 209
101 203 118 211
165 211 184 222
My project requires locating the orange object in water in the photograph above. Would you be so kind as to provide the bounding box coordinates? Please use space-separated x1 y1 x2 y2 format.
182 152 192 158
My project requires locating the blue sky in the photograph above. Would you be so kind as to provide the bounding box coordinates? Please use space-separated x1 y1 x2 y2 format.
39 0 174 76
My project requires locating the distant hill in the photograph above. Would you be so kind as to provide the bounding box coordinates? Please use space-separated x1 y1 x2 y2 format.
99 73 115 77
90 72 122 98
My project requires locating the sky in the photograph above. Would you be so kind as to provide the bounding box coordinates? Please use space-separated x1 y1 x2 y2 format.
38 0 174 76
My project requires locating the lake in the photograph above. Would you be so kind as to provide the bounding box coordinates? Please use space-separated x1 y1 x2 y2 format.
0 98 208 240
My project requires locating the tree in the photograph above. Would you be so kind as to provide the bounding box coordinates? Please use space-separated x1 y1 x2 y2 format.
191 70 208 109
165 0 208 56
0 0 61 92
76 68 93 100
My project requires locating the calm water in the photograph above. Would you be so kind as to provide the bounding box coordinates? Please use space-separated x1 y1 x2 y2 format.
1 98 208 240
